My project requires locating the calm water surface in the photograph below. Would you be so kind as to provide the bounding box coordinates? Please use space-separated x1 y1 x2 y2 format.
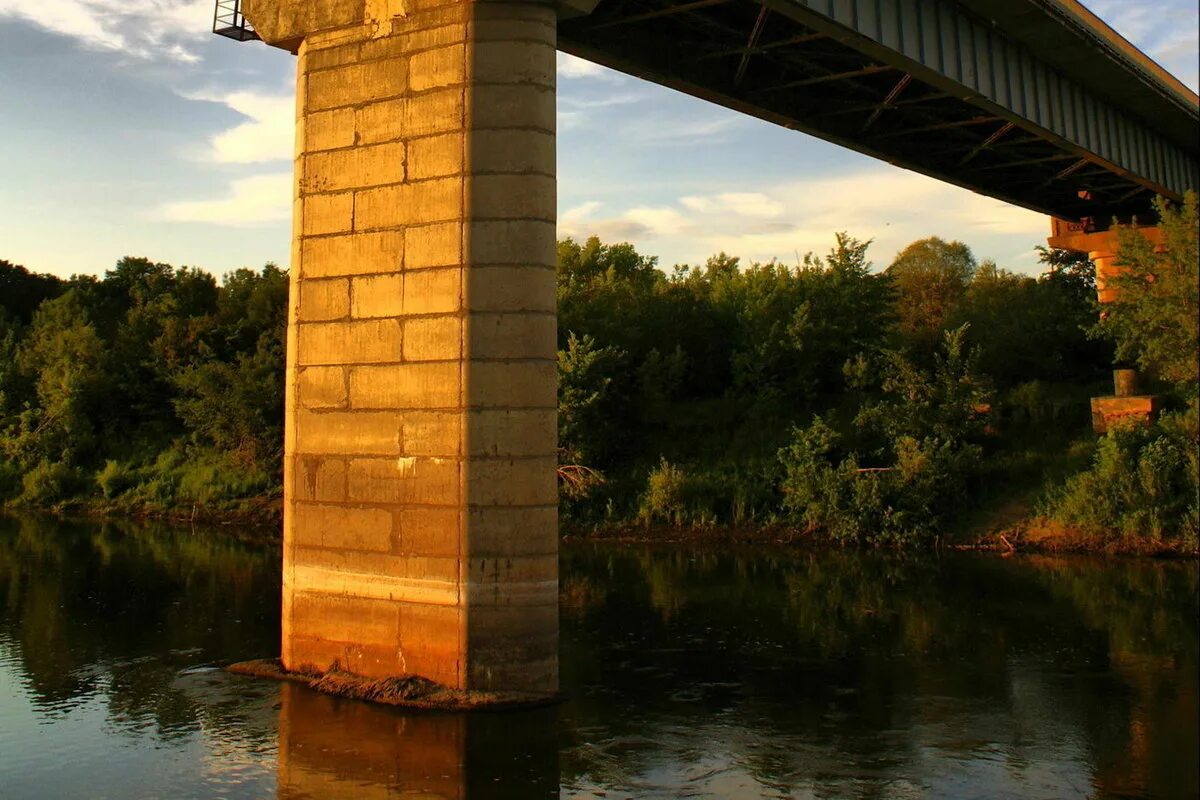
0 514 1196 799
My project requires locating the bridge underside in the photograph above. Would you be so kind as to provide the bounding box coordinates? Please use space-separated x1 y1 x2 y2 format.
559 0 1197 226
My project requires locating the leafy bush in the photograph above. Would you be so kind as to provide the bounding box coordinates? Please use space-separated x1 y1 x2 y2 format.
780 327 989 546
638 459 718 527
175 453 274 505
21 460 84 505
779 420 979 546
1043 405 1199 547
95 459 137 500
0 461 20 501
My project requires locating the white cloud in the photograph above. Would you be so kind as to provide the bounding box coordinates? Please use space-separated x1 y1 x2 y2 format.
627 114 745 145
186 89 295 163
557 52 618 80
681 192 785 218
159 173 291 226
0 0 211 61
559 168 1048 270
561 200 603 230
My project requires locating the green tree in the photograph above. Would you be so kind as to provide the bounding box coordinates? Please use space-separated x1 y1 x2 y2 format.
886 237 977 350
0 260 64 324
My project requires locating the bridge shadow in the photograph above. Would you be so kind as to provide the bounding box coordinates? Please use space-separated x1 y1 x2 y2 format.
275 682 560 799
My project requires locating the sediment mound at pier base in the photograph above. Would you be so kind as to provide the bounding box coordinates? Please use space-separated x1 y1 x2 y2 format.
226 659 559 711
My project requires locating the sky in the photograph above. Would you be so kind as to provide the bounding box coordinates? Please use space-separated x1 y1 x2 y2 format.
0 0 1196 279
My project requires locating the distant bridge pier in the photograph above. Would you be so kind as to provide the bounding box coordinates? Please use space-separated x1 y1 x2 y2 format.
1047 218 1162 433
243 0 578 695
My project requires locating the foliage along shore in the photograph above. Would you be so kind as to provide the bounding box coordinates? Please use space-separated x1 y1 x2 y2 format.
2 195 1196 554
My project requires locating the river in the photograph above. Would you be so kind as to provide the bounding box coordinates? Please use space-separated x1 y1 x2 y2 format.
0 514 1196 799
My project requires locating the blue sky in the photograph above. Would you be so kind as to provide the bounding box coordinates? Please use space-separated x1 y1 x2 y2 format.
0 0 1196 279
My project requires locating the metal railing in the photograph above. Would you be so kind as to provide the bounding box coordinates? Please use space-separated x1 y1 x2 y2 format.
213 0 259 41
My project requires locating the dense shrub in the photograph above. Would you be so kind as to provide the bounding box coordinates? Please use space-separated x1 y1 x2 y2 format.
1044 405 1199 548
95 459 138 500
21 460 85 505
0 461 20 501
779 328 989 546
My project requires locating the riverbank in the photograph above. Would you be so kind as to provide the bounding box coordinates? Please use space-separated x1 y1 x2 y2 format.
6 486 1195 558
562 519 1199 557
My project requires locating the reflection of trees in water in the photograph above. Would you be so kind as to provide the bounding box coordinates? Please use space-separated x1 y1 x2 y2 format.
2 518 1195 798
558 544 1199 797
1022 556 1199 799
0 513 280 743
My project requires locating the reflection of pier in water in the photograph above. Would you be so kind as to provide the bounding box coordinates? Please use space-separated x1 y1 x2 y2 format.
275 683 559 799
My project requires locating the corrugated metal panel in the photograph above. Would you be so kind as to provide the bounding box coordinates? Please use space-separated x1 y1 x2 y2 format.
789 0 1198 197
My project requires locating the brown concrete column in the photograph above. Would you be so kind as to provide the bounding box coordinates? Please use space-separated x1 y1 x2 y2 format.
1089 247 1122 305
1047 219 1163 434
245 0 559 694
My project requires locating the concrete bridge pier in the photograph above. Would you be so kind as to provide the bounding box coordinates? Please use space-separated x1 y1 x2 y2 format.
1048 218 1163 433
243 0 563 695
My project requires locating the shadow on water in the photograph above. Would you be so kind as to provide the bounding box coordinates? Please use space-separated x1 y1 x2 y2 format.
0 513 1196 798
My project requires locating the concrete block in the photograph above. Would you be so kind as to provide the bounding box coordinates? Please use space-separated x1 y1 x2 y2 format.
403 268 463 316
402 87 466 137
1091 395 1160 434
468 553 556 589
402 411 462 457
468 84 555 132
398 603 464 657
298 279 350 322
397 507 461 556
468 266 556 311
349 362 462 409
470 17 556 45
467 456 557 506
308 57 408 111
347 457 461 505
471 129 554 175
467 506 557 556
303 231 404 279
470 174 556 220
364 23 465 59
351 273 405 318
298 366 348 409
303 192 354 236
304 141 406 193
297 319 404 365
467 408 555 457
409 43 466 91
305 108 356 152
355 97 408 145
468 361 556 408
293 503 395 551
468 220 555 265
404 316 464 361
472 40 555 87
468 312 555 359
305 41 362 71
406 224 463 269
295 456 347 502
284 636 405 680
291 592 400 646
408 132 464 180
295 409 404 456
354 177 462 230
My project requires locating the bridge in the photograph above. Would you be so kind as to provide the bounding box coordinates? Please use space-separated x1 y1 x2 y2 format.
222 0 1199 699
